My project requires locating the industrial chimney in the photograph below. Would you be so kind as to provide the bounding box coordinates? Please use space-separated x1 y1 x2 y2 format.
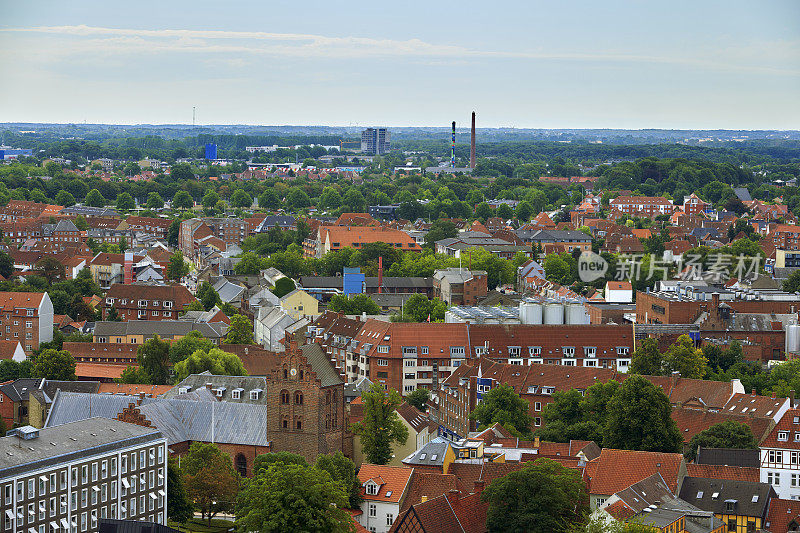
470 111 476 169
451 121 456 168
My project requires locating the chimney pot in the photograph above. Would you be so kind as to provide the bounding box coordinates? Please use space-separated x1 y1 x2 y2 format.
446 489 460 506
752 389 757 395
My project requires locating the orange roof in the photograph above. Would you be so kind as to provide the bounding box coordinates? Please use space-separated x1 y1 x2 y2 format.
766 498 800 533
585 448 684 496
631 228 652 239
358 464 413 503
685 464 759 482
0 340 21 360
321 226 418 250
75 363 128 379
0 291 45 310
606 281 632 291
97 383 172 396
762 408 800 450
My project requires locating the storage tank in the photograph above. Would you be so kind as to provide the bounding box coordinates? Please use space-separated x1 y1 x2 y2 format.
786 324 800 355
519 302 543 325
566 303 590 325
544 303 564 325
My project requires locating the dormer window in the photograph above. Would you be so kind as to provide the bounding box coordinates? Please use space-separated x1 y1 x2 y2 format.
779 431 789 441
562 347 575 357
365 483 379 496
138 300 147 307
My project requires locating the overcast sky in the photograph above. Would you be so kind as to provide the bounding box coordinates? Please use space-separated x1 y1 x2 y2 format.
1 0 798 129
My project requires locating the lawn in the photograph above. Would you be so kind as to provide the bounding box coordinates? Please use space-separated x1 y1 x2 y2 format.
168 518 234 533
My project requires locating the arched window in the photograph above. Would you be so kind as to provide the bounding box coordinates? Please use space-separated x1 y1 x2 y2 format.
295 392 304 405
296 418 302 430
282 417 289 429
235 454 247 477
280 390 290 404
299 369 304 380
283 368 288 379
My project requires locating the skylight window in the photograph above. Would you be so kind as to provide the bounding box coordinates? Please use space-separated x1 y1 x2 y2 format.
419 453 426 460
712 492 719 499
752 495 759 503
696 491 704 499
431 454 438 460
385 491 393 497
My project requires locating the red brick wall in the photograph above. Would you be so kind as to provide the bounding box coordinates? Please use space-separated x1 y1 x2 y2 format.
0 391 14 429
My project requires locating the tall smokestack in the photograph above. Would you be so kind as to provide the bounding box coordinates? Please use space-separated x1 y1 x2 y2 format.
378 256 383 294
470 111 476 169
451 121 456 168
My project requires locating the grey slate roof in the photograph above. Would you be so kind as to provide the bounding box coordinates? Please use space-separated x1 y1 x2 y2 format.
0 378 43 402
0 418 163 477
45 391 269 447
402 437 449 466
734 188 753 202
696 447 760 468
523 229 592 242
61 205 120 217
212 278 246 303
93 320 227 339
164 372 268 404
302 343 343 388
679 477 774 518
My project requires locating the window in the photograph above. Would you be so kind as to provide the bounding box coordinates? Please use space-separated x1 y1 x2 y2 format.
768 472 781 486
232 389 241 400
508 346 521 357
368 504 377 517
779 431 789 441
617 347 630 355
386 514 394 526
365 484 379 496
376 359 388 366
405 373 415 380
792 451 800 465
92 463 98 482
421 346 429 355
450 346 465 357
294 392 303 405
529 346 541 356
377 345 389 353
562 346 575 357
584 347 596 357
792 474 799 488
402 346 417 356
534 417 542 427
534 402 542 411
280 391 290 404
769 450 784 464
404 359 416 367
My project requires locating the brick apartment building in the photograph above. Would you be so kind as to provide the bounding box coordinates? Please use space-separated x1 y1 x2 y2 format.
0 419 168 533
121 217 172 239
102 283 196 321
348 320 471 394
767 224 800 251
683 193 710 216
609 196 676 217
432 268 488 306
0 292 54 354
636 288 800 325
304 225 420 258
178 218 234 259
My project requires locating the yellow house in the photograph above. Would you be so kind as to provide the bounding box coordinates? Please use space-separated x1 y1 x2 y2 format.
353 401 435 467
279 289 318 320
679 477 774 533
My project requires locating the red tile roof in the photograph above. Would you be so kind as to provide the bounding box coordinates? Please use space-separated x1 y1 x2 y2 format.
96 383 172 396
584 449 684 496
358 464 414 504
765 498 800 533
761 409 800 450
75 363 127 380
685 464 759 482
671 407 774 444
0 291 45 310
400 472 458 512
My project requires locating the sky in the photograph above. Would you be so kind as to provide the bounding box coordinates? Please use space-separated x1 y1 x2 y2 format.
0 0 799 129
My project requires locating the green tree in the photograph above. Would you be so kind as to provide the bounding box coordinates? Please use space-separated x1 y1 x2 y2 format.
537 381 619 444
224 315 254 345
231 189 252 208
54 190 76 207
318 187 341 210
169 330 215 364
784 270 800 293
543 254 572 285
173 347 247 380
253 452 309 474
482 458 588 533
315 451 363 509
663 334 707 379
234 251 266 275
0 251 13 279
166 251 190 281
423 219 457 249
470 383 533 438
136 335 171 385
603 375 682 453
167 457 194 523
258 189 280 210
172 190 194 209
73 215 88 231
167 219 180 247
182 443 239 524
474 202 492 220
394 294 447 322
350 383 408 465
328 294 380 316
629 338 664 376
116 192 136 212
286 188 311 210
197 282 222 311
107 306 122 321
272 277 296 298
515 201 533 222
406 388 430 411
496 203 513 220
85 188 106 207
685 421 758 462
146 192 164 210
32 349 76 380
116 365 151 384
202 190 220 210
236 461 353 533
36 257 65 284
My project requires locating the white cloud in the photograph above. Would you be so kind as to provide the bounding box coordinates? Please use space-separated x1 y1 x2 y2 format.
1 24 797 75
